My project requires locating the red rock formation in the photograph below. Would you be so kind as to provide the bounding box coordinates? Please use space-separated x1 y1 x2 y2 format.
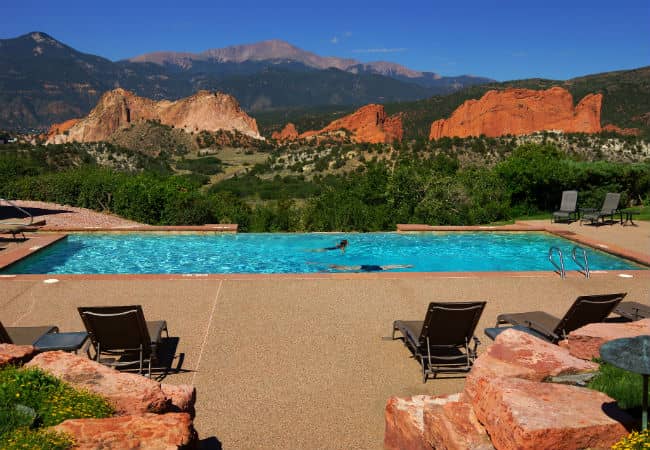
464 329 597 403
560 318 650 360
277 104 402 144
0 344 35 366
470 376 631 450
26 351 195 416
429 87 604 139
47 88 262 144
52 413 196 449
47 118 80 138
602 124 640 136
271 122 299 141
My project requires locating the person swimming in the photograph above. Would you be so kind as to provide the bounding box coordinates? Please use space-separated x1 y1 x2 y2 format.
327 264 413 272
309 239 349 253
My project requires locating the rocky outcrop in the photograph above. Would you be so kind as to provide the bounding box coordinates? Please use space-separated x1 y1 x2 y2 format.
48 88 262 144
560 318 650 360
51 412 196 449
602 124 640 136
423 395 494 450
470 376 632 450
271 122 299 141
0 344 35 366
385 329 631 450
25 351 195 416
47 118 80 138
429 87 604 139
464 329 598 402
278 104 402 144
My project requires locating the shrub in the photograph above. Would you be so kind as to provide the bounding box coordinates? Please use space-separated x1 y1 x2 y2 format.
588 362 642 409
612 429 650 450
0 366 113 449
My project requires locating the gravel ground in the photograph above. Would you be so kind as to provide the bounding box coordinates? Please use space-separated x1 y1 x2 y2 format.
1 200 144 228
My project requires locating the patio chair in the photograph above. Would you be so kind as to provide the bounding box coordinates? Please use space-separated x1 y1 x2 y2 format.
0 321 59 345
552 190 578 223
614 301 650 321
0 223 28 241
392 301 486 383
492 293 626 343
78 305 168 377
580 193 621 225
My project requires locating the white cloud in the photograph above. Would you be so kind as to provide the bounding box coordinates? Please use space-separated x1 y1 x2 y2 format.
330 32 352 45
352 47 407 54
331 36 339 44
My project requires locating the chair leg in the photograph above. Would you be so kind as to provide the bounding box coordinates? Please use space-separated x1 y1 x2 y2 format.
139 345 143 375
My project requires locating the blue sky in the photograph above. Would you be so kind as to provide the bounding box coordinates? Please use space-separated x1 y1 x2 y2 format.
2 0 648 81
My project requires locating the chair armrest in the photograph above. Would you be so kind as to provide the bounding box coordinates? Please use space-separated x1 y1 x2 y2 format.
580 208 597 213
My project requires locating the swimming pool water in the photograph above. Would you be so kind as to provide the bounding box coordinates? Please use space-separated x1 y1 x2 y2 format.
2 232 644 274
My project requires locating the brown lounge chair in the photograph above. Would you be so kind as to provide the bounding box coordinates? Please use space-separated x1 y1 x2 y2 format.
78 305 168 377
392 301 486 383
492 293 626 343
0 223 28 241
0 321 59 345
614 302 650 321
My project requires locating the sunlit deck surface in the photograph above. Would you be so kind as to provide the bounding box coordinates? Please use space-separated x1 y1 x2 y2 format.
1 207 649 449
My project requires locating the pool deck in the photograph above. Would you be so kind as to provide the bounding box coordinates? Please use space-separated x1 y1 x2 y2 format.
0 217 649 449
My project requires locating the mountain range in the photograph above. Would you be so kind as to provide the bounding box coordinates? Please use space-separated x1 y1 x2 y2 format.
0 32 492 130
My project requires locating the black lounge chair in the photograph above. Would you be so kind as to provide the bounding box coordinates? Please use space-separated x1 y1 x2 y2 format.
0 223 28 241
392 301 486 383
78 305 168 377
0 321 58 345
614 302 650 321
581 193 621 225
492 293 626 343
552 190 579 223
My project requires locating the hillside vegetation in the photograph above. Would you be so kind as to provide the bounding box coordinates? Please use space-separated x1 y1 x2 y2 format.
1 142 648 231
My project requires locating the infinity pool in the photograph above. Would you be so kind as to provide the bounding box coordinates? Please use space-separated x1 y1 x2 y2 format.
2 232 644 274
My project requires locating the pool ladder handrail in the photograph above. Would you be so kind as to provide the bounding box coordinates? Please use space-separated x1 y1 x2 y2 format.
571 246 590 279
548 246 566 279
0 198 33 225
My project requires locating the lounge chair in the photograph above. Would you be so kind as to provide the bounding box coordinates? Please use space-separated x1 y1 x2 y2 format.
580 193 621 225
78 305 168 377
0 223 28 240
0 321 59 345
552 190 578 223
491 293 626 343
392 301 486 382
614 302 650 321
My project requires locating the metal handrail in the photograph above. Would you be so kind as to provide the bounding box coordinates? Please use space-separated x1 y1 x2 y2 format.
571 246 590 279
0 198 33 225
549 246 565 279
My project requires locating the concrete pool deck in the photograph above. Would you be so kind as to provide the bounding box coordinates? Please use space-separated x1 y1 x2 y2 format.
0 218 648 449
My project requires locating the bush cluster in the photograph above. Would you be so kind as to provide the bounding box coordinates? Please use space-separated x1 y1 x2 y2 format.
1 143 648 231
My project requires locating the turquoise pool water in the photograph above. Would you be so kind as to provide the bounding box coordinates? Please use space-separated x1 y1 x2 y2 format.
1 232 644 274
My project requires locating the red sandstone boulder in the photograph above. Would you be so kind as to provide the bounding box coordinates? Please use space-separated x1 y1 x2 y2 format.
563 318 650 360
299 104 403 143
52 412 196 449
385 394 461 450
161 383 196 416
271 122 299 141
465 329 597 403
0 343 35 366
429 87 603 139
26 351 170 415
471 376 632 450
423 394 494 450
